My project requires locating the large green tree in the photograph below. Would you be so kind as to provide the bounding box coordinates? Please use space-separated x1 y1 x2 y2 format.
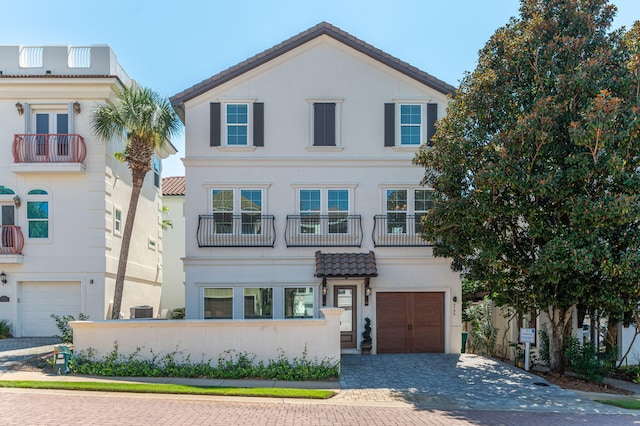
92 85 182 320
414 0 640 373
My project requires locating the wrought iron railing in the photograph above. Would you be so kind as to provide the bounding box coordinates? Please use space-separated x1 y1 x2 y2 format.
13 134 87 163
285 215 362 247
197 215 275 247
0 225 24 255
372 215 431 247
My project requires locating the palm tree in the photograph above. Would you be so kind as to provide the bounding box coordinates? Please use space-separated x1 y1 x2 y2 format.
92 85 182 319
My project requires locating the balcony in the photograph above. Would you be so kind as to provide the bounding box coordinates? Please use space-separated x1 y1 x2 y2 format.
197 215 275 247
372 215 431 247
285 215 362 247
12 134 87 174
0 225 24 255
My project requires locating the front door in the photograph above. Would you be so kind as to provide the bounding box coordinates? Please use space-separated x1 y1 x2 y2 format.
33 110 69 160
334 285 357 349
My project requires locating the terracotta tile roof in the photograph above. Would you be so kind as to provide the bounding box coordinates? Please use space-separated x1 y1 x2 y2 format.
162 176 185 196
171 21 455 112
315 250 378 278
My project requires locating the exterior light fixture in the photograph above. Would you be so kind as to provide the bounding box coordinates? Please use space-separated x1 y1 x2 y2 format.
0 272 6 285
15 102 24 115
12 195 20 208
73 101 81 114
364 278 371 306
322 278 327 306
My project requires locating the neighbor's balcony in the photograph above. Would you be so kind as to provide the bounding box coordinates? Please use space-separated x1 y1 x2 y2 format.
197 215 276 247
372 215 431 247
0 225 24 255
285 215 362 247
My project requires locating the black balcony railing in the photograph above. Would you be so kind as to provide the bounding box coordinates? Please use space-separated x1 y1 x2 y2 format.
13 134 87 163
197 215 275 247
372 215 431 247
285 215 362 247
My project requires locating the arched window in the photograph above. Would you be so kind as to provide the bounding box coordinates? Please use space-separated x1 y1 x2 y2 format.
27 189 49 239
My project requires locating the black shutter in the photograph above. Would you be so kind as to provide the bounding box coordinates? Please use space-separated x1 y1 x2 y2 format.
210 103 221 146
253 103 264 147
427 103 438 146
313 103 335 146
384 103 395 147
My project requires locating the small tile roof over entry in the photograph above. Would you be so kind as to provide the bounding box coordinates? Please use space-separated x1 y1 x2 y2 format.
315 251 378 278
162 176 185 196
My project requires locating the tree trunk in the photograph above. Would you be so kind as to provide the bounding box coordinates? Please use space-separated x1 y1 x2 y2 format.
542 305 575 373
110 172 146 319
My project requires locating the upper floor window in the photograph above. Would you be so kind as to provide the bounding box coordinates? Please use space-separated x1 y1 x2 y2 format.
306 99 343 149
385 188 432 234
114 208 122 235
384 102 438 147
153 157 161 188
226 104 248 145
399 104 422 145
27 189 49 239
299 188 349 234
209 101 263 147
211 188 263 235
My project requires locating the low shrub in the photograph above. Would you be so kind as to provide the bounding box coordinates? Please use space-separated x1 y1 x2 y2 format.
0 319 12 339
50 313 89 343
564 337 614 384
70 343 340 381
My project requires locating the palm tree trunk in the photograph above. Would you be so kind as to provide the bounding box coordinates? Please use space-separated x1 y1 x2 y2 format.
110 172 146 319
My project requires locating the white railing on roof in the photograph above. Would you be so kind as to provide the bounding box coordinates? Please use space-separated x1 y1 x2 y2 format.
19 46 43 68
68 47 91 68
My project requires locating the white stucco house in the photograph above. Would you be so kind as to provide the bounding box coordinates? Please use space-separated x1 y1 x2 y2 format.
0 45 176 336
160 176 185 312
170 22 462 355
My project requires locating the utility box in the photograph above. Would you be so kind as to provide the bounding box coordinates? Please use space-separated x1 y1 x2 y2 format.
53 345 71 375
130 305 153 319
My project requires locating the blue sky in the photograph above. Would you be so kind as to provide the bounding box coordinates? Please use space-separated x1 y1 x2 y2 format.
1 0 638 177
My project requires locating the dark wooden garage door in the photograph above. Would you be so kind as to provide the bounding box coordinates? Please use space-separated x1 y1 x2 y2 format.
376 292 444 353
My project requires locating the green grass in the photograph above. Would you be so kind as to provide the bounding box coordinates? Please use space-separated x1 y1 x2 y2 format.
596 399 640 410
0 380 335 399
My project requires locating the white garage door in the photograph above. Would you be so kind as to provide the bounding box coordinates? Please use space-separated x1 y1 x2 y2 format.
19 281 81 337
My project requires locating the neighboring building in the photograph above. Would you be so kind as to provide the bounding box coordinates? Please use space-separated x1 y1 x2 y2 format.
171 22 462 354
160 176 185 312
0 45 176 336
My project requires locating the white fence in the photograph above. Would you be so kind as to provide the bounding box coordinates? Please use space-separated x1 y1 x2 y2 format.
70 308 343 366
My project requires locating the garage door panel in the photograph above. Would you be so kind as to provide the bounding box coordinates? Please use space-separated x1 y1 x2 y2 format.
19 282 81 337
377 292 444 353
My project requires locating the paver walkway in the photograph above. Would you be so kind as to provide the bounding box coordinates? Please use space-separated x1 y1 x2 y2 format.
0 337 60 370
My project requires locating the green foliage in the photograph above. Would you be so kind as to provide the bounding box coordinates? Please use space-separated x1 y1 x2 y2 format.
413 0 640 372
0 319 12 339
464 298 498 357
171 308 185 319
537 324 550 366
50 313 89 343
361 317 372 346
70 343 340 381
508 342 537 369
564 337 614 383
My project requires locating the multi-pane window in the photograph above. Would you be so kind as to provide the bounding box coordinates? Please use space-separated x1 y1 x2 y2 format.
204 288 233 319
327 189 348 234
284 287 314 318
400 104 422 145
203 286 316 320
299 189 349 234
114 208 122 234
211 189 263 234
244 287 273 319
385 189 432 234
299 189 321 234
153 157 161 188
414 190 433 233
226 104 248 145
27 189 49 238
386 189 408 234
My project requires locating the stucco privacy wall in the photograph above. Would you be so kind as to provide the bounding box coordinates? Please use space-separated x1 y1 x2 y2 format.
70 308 343 365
